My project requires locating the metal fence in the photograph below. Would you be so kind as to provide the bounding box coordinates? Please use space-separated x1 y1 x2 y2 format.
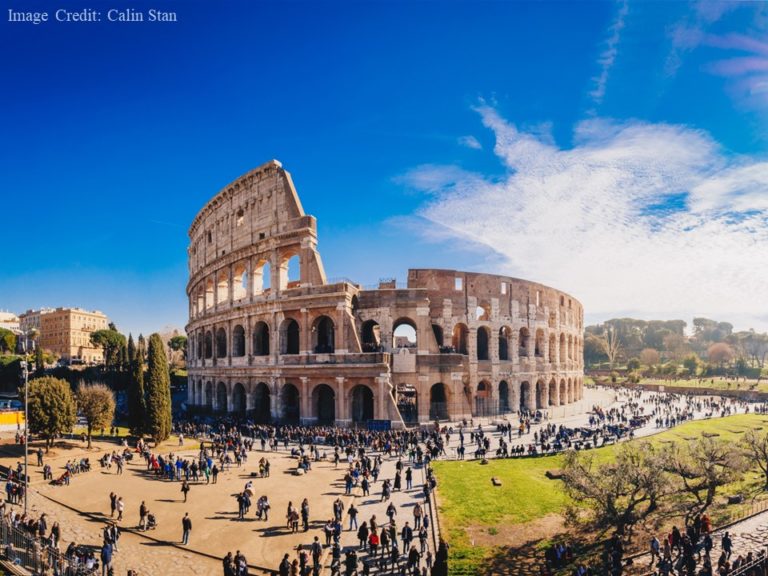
731 547 768 576
0 516 99 576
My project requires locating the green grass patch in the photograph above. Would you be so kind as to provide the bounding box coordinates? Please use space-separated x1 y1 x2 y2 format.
433 414 768 573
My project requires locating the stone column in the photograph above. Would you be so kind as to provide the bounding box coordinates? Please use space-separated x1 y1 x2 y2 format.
335 377 345 422
377 376 389 421
300 308 309 355
300 377 310 423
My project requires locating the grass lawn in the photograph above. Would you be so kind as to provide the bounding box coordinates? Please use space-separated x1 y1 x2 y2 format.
639 378 768 393
433 414 768 574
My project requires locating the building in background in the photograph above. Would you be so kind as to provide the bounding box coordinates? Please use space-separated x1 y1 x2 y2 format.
19 308 109 363
0 312 20 333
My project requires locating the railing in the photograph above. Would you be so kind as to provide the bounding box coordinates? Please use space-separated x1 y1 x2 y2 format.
732 547 768 576
0 515 98 575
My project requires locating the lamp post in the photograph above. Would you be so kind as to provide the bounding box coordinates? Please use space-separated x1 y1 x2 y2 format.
19 336 33 515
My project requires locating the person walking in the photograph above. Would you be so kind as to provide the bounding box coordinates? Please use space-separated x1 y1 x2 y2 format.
117 496 125 521
182 513 192 545
181 480 190 502
348 503 359 531
100 542 113 576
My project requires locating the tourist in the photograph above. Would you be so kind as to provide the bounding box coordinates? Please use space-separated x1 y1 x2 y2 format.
182 512 192 545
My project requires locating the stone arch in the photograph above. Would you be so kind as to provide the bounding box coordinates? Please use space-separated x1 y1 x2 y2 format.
498 380 510 413
216 327 227 358
216 381 228 412
232 383 246 416
560 333 566 363
312 383 336 424
567 377 573 403
520 381 532 411
559 379 567 406
476 326 490 361
196 380 203 406
280 383 300 424
393 317 417 349
452 323 469 355
396 385 418 425
549 334 557 362
361 320 381 352
233 262 248 301
216 270 229 304
548 378 557 406
350 384 375 423
312 315 335 353
196 333 203 360
280 318 300 354
429 383 449 421
475 303 490 321
475 380 491 416
568 335 573 361
204 331 213 359
519 328 530 357
534 329 545 357
252 321 270 356
205 278 214 309
232 325 246 357
279 252 301 290
498 326 512 361
253 258 271 294
205 381 213 409
536 379 547 409
253 382 271 423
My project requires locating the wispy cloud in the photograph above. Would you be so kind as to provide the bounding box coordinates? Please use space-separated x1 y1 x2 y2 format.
458 135 482 150
704 32 768 110
589 0 630 106
401 107 768 331
664 0 735 77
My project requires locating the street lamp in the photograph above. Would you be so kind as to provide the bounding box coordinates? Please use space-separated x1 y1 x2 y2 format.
19 334 34 515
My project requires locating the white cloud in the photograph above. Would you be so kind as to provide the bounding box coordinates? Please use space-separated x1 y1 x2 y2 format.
402 107 768 331
590 0 630 105
458 135 482 150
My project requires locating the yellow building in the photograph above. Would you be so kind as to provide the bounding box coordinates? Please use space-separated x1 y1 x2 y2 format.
20 308 109 363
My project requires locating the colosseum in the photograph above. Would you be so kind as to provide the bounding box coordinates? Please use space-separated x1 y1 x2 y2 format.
186 160 584 427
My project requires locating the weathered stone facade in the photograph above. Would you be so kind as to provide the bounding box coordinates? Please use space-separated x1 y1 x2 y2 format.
186 160 584 426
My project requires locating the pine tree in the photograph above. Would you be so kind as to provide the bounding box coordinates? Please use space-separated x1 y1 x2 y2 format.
145 333 172 443
128 334 147 436
35 346 44 373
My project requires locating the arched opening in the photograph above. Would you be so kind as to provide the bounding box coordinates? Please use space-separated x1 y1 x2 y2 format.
233 263 248 300
520 381 531 412
216 270 229 304
519 328 530 358
536 380 547 408
232 325 245 357
254 260 271 295
559 379 567 406
393 318 417 349
452 323 469 355
475 304 490 321
281 254 301 290
205 278 214 309
232 383 246 416
499 380 510 413
429 383 449 420
499 327 511 361
216 382 228 413
535 329 545 357
476 327 490 360
280 384 300 424
254 382 271 423
281 319 300 354
475 380 491 416
350 385 374 423
313 384 336 424
549 334 557 362
548 378 557 406
432 324 444 349
560 333 566 363
361 320 381 352
252 322 270 356
396 384 418 425
568 335 573 361
567 378 573 403
196 380 203 406
313 315 335 353
204 331 213 359
197 333 203 360
205 381 213 410
216 327 227 358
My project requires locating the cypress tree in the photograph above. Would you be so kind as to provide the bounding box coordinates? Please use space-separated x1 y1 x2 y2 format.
145 333 172 443
128 334 147 436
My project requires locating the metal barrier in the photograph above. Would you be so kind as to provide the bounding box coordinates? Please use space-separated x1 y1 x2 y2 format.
0 516 98 575
731 548 768 576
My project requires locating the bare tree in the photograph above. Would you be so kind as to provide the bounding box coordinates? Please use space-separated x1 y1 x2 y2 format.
639 348 661 370
562 442 667 538
741 429 768 489
707 342 735 371
602 326 623 369
662 437 746 523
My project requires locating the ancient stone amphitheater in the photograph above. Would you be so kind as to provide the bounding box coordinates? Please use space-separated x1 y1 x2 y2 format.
186 160 584 427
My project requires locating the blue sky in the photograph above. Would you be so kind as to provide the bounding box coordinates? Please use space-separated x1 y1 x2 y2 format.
2 0 768 337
